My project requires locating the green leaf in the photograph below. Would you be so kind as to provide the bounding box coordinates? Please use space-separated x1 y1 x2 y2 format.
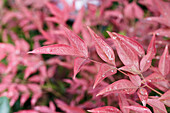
0 97 10 113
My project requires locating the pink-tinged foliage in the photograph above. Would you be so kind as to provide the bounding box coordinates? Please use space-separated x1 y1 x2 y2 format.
158 45 169 76
0 0 170 112
124 106 152 113
55 99 86 113
97 79 138 96
147 99 167 113
88 106 122 113
118 94 129 113
93 63 117 88
107 31 139 69
73 57 88 79
137 88 148 106
140 34 156 72
159 90 170 107
87 27 115 65
128 74 141 87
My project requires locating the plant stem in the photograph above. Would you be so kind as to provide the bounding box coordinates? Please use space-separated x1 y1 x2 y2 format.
145 84 162 96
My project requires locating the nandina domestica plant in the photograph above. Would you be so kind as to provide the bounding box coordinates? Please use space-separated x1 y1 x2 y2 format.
0 0 169 113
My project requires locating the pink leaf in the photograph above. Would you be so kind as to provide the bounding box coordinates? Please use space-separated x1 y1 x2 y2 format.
140 34 156 72
87 27 115 65
87 106 122 113
55 99 86 113
128 74 141 87
158 45 169 76
93 63 117 89
137 88 148 106
107 31 139 68
73 7 84 34
107 29 144 57
124 106 151 113
119 65 140 75
159 90 170 107
96 79 138 96
28 44 85 57
61 25 88 58
147 99 167 113
118 94 129 113
73 57 88 79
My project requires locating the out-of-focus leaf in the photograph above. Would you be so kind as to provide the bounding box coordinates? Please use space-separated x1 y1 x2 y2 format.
87 27 115 65
88 106 122 113
0 97 10 113
93 63 117 89
124 106 152 113
96 79 138 96
158 45 169 76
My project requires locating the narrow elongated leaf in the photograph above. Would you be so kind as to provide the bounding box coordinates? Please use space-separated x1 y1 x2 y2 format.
87 27 115 65
140 34 156 72
61 25 88 58
107 31 139 68
158 45 169 76
147 99 167 113
88 106 122 113
108 32 144 57
124 106 151 113
93 63 117 89
128 74 141 87
137 88 148 106
96 79 138 96
29 44 84 57
73 57 88 79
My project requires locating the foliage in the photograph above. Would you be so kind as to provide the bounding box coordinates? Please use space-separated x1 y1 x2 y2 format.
0 0 169 113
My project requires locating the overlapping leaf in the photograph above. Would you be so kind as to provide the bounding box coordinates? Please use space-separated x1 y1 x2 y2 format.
87 27 115 65
107 31 139 69
140 34 156 72
97 79 138 96
124 106 151 113
29 26 88 58
93 63 117 89
88 106 122 113
137 88 148 106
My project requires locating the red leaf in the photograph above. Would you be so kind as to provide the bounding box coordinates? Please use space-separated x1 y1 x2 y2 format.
124 106 151 113
96 79 138 96
93 63 117 89
137 88 148 106
140 34 156 72
88 106 122 113
128 74 141 87
87 27 115 65
158 45 169 76
147 99 167 113
73 57 88 79
28 44 84 57
107 31 139 68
